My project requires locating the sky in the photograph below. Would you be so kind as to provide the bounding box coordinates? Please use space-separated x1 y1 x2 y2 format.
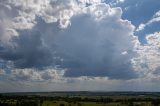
0 0 160 92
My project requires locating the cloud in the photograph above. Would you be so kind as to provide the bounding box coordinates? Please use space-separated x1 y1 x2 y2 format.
136 10 160 31
11 69 42 81
111 0 160 30
53 8 139 79
0 0 141 80
0 69 5 75
136 24 145 32
108 0 125 6
132 32 160 80
0 3 18 44
1 0 160 92
41 69 65 80
154 10 160 17
0 0 79 44
9 68 65 81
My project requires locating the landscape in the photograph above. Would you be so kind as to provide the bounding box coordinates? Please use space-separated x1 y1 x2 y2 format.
1 0 160 106
1 92 160 106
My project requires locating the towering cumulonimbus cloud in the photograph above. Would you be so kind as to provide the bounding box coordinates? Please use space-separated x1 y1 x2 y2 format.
2 0 160 81
0 0 140 80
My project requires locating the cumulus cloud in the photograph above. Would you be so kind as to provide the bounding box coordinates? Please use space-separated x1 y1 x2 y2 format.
132 32 160 80
41 69 65 80
0 0 78 44
9 68 65 81
0 3 18 44
11 69 42 81
0 0 141 80
54 9 139 79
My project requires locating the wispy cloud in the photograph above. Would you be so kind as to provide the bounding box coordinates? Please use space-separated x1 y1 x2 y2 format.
136 10 160 31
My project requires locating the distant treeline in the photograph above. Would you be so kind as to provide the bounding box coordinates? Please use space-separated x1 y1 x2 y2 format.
1 91 160 97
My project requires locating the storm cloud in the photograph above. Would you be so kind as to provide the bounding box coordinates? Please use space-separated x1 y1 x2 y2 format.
1 0 160 82
0 0 141 80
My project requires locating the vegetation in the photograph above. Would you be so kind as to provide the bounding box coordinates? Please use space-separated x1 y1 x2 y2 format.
0 93 160 106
